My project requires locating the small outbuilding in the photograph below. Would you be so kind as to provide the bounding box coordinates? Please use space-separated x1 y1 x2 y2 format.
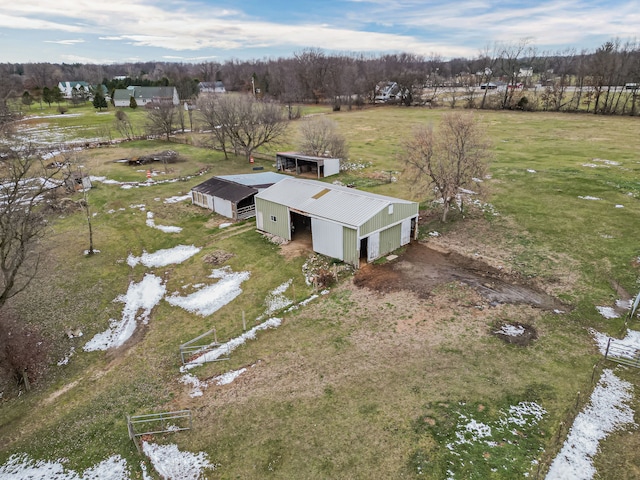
191 172 288 220
255 177 419 267
276 152 340 178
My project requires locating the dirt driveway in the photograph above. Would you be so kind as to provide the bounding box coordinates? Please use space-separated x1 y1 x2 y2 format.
354 242 565 311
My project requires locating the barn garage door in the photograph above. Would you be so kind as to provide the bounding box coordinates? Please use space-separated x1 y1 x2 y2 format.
367 232 380 262
401 218 412 245
311 218 343 260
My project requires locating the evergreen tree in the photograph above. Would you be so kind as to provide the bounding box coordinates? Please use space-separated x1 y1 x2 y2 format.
21 91 33 109
93 92 108 111
129 96 138 109
42 87 52 107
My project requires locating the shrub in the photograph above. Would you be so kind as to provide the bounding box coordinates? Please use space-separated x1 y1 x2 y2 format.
0 309 50 393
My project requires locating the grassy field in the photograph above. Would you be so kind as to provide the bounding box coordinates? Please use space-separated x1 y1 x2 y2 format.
0 104 639 479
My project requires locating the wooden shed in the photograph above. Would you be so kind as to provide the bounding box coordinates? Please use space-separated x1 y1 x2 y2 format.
255 178 419 267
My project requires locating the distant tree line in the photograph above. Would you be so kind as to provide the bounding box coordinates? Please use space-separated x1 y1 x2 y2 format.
1 38 639 122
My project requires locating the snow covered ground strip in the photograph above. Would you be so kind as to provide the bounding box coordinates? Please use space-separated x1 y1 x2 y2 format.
163 194 191 204
0 454 129 480
596 306 619 319
545 369 636 479
0 442 216 480
145 211 182 233
591 328 640 356
180 317 282 371
181 367 249 397
83 274 166 351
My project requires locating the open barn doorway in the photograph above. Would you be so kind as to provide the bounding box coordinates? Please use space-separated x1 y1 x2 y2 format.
290 211 312 247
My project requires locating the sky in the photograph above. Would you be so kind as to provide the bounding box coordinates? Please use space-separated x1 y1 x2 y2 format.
0 0 638 64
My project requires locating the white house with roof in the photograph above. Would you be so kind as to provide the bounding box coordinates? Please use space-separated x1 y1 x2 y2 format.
255 177 419 267
198 81 226 94
112 86 179 107
58 81 91 99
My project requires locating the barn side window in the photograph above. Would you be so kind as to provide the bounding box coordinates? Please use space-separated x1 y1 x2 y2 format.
270 215 277 222
388 204 394 214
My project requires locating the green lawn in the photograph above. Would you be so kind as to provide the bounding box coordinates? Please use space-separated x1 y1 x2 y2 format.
1 105 639 479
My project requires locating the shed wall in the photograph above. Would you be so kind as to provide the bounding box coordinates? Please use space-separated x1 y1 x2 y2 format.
360 203 419 237
255 198 291 240
378 224 402 258
214 197 233 218
324 159 340 177
342 227 359 267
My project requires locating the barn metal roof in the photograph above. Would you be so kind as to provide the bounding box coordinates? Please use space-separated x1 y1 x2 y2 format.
217 172 289 189
276 152 340 164
255 177 416 227
191 177 257 203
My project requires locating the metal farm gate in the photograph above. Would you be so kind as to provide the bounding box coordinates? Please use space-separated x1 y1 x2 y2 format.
604 338 640 368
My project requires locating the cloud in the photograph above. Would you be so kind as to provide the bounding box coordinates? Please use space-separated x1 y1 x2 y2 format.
0 0 637 62
44 38 85 45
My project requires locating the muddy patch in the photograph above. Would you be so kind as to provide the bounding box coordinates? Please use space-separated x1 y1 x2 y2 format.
354 243 565 311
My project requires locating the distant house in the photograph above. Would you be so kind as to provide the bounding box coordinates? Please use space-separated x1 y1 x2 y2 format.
198 81 226 94
112 86 179 107
255 177 419 267
191 172 288 220
58 81 91 99
275 152 340 178
519 67 533 78
374 81 401 102
58 81 108 101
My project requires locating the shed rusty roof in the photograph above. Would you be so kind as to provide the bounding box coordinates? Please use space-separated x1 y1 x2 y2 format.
191 177 257 203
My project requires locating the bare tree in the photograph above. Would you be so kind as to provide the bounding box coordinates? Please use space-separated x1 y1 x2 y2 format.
198 94 288 161
297 116 348 159
498 39 534 109
114 109 136 140
145 103 176 141
476 45 500 109
197 93 232 158
402 112 491 222
0 141 65 308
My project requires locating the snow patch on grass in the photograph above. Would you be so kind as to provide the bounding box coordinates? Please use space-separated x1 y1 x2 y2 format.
596 306 619 319
145 211 182 233
83 274 166 351
163 194 191 204
142 442 216 480
215 367 247 385
545 369 635 479
0 453 129 479
263 279 293 315
166 267 250 316
495 324 525 336
127 245 200 268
